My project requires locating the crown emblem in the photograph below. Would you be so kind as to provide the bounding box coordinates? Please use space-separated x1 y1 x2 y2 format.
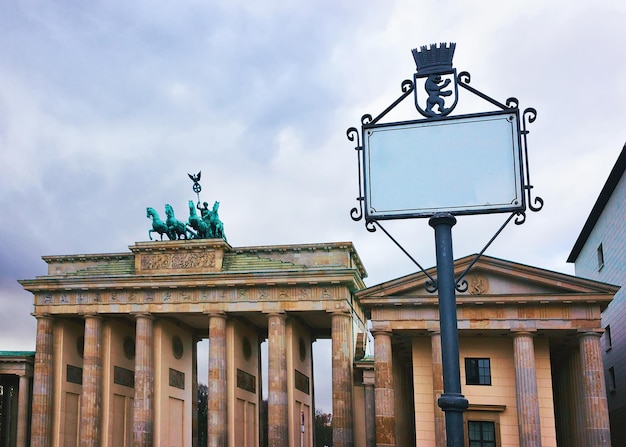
412 42 456 75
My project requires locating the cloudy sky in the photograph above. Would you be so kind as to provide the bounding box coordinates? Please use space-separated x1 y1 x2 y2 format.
1 0 624 412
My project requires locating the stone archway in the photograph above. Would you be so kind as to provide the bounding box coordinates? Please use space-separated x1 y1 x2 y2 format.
20 240 367 447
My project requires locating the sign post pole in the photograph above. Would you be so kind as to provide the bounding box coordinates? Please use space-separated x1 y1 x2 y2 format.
429 213 468 446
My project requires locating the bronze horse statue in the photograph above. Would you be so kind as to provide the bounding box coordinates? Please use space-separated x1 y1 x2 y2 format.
188 200 210 238
165 204 194 240
208 201 226 241
191 200 226 240
147 201 225 241
146 207 168 240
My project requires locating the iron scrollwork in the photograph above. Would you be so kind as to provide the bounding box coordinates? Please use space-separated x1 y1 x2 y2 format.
346 42 544 292
521 107 544 213
346 126 364 222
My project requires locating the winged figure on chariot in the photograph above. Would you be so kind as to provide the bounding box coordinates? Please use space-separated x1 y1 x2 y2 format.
146 171 226 242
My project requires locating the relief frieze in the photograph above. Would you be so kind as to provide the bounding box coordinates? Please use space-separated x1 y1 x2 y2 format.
258 288 270 300
467 273 489 295
35 284 340 306
295 369 310 395
114 366 135 388
169 368 185 390
298 288 310 299
140 251 216 271
66 365 83 385
236 368 256 393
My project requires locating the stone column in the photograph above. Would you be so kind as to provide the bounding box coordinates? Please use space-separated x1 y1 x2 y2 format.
208 313 228 447
133 313 154 447
512 331 541 447
373 330 395 447
430 331 445 447
80 314 103 447
579 331 611 447
332 311 354 447
568 350 586 447
363 369 376 447
267 312 288 447
16 374 31 447
31 315 54 447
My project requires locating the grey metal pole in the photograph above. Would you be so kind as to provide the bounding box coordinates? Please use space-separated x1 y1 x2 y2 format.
429 213 469 447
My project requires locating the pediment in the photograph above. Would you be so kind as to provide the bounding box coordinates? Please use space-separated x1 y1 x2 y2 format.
356 254 619 305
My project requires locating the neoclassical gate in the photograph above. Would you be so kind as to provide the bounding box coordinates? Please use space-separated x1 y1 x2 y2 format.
20 239 367 447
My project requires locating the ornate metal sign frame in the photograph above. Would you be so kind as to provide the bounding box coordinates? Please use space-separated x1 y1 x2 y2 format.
362 109 525 220
348 43 542 228
347 43 544 290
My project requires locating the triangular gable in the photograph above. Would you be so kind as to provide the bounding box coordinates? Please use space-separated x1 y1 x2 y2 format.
357 254 619 306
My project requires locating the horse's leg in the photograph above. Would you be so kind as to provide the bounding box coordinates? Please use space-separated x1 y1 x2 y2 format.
149 229 154 241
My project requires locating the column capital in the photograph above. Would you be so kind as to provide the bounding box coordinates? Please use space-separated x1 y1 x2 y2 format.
205 311 228 320
511 330 536 338
370 321 392 334
81 313 103 320
330 309 352 317
370 329 393 338
265 311 287 320
577 329 603 339
132 312 154 320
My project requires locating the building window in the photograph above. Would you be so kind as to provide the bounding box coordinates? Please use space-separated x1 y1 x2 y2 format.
608 367 616 392
465 358 491 385
597 243 605 270
468 420 496 447
605 325 612 351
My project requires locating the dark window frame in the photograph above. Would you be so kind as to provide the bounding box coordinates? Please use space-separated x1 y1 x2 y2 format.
468 420 496 447
597 243 605 271
605 325 612 351
465 358 492 386
608 366 616 392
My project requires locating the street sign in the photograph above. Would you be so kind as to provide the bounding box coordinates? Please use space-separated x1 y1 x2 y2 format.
363 110 524 219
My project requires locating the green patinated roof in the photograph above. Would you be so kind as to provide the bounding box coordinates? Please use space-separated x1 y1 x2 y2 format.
222 252 306 272
0 351 35 357
66 252 305 277
73 258 136 276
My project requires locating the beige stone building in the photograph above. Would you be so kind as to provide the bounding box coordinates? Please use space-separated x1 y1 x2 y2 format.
18 239 367 447
353 254 617 447
13 239 618 447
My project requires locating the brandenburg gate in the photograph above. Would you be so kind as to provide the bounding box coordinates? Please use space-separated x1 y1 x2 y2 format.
19 239 367 447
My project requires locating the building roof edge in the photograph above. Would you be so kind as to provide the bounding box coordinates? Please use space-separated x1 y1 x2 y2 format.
567 144 626 263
